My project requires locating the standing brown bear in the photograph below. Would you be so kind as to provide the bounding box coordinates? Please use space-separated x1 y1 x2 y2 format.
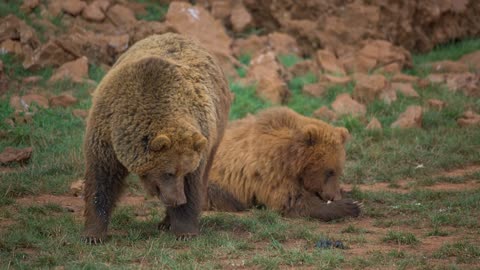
82 33 231 243
207 107 361 221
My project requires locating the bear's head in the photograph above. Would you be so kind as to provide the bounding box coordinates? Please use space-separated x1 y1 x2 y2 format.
295 125 349 202
139 129 208 207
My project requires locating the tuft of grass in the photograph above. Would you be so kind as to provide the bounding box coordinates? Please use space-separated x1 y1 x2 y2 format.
228 82 270 120
382 231 419 245
135 2 169 21
433 242 480 263
278 54 302 68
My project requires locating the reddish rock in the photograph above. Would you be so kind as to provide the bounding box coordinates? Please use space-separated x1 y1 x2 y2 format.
232 35 268 57
0 59 3 73
49 57 89 83
0 39 23 57
460 50 480 72
313 106 337 122
391 82 419 98
321 74 351 86
428 60 469 73
0 15 40 50
82 1 108 22
268 32 300 56
130 21 173 44
73 109 89 118
288 60 317 77
106 34 129 54
391 106 423 129
392 73 419 84
0 147 33 164
366 117 382 130
230 2 253 32
426 74 446 84
357 40 412 72
331 93 366 117
62 0 86 16
166 2 235 77
457 110 480 127
302 83 326 97
10 94 49 111
211 0 233 20
22 76 42 84
20 0 40 13
247 51 289 104
427 99 446 110
445 73 480 97
316 49 345 75
106 4 137 27
49 94 78 108
23 40 75 70
353 74 393 104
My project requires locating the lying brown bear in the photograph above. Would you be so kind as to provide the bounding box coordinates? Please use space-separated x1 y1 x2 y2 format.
82 33 231 243
207 107 360 221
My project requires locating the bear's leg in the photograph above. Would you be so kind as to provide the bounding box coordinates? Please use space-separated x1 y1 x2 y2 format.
284 192 361 221
167 162 206 240
82 141 128 244
158 214 171 231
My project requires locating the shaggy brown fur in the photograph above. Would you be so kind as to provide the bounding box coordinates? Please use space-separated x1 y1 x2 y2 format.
82 33 231 243
207 107 360 221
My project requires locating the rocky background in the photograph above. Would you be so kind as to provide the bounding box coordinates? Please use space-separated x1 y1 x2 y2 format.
1 0 480 135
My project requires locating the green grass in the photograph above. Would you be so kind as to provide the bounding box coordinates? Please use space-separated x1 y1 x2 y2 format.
135 2 169 21
0 37 480 269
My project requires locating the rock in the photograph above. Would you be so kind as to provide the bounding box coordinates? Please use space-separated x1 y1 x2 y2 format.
353 74 394 104
288 60 317 77
457 110 480 127
331 93 366 117
22 76 42 84
460 50 480 72
20 0 40 13
0 59 3 73
62 0 86 16
268 32 301 56
427 99 446 110
303 82 327 97
0 15 40 50
70 179 85 197
445 73 480 97
232 35 268 57
106 4 137 27
130 21 173 44
392 73 419 84
366 117 382 130
49 94 78 108
106 34 129 55
426 74 446 84
316 49 345 75
23 40 75 70
166 2 235 77
49 57 89 83
391 106 423 129
428 60 469 73
82 0 108 22
10 94 49 111
14 111 34 124
313 106 337 122
0 39 23 57
247 51 290 104
0 147 33 164
45 0 63 17
210 0 233 20
230 2 253 32
321 74 352 86
356 40 412 72
391 82 419 98
73 109 89 118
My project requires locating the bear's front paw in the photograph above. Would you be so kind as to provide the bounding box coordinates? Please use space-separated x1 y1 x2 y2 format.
336 198 362 218
81 234 106 245
175 233 198 241
158 221 171 231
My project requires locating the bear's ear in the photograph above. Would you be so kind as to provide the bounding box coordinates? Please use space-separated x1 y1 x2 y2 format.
300 125 318 146
192 132 208 152
336 127 350 144
150 134 172 152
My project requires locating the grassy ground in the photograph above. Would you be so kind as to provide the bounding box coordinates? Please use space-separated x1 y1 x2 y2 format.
1 36 480 269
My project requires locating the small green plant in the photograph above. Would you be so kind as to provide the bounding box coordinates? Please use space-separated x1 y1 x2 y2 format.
383 231 419 245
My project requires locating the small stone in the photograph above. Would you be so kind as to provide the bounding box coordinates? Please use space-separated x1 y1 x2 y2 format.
0 147 33 164
73 109 89 118
332 93 366 117
366 117 382 130
457 110 480 127
391 82 419 98
70 179 85 197
61 0 87 16
391 106 423 129
427 99 446 110
312 106 337 122
316 49 346 75
303 83 327 97
49 94 78 108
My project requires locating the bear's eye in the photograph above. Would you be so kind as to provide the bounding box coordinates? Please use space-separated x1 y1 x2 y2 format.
164 173 175 179
325 170 335 179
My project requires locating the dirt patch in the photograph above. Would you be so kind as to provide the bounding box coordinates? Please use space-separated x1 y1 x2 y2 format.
437 164 480 178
